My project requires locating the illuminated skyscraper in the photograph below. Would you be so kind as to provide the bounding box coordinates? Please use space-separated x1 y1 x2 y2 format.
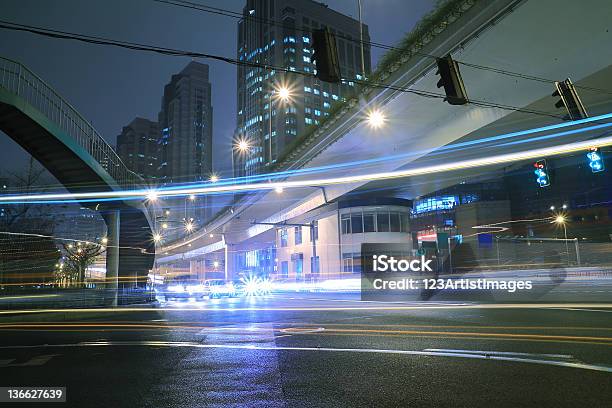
235 0 370 177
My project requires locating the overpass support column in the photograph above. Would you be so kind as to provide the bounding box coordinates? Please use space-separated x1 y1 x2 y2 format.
103 209 120 307
224 244 236 281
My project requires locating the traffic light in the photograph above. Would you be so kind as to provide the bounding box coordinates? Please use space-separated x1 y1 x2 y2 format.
436 55 468 105
533 160 550 187
312 28 341 83
552 78 588 121
586 147 605 173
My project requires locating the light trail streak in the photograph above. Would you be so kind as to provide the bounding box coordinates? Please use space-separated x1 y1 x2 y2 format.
1 113 612 204
0 231 148 252
2 134 612 204
0 294 59 300
1 303 612 315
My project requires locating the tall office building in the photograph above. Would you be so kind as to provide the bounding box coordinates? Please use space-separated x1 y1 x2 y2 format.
158 61 213 184
116 117 160 180
235 0 371 177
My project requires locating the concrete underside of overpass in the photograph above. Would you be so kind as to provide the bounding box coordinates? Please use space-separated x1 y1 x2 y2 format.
159 0 611 265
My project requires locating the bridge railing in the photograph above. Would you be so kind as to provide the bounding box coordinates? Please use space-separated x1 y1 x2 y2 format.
0 56 142 189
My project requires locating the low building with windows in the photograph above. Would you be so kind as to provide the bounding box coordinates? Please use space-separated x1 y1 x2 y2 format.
273 197 412 281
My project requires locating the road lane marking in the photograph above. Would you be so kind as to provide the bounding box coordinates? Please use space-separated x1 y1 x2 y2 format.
279 327 325 334
0 341 609 373
0 354 58 367
550 308 612 313
1 324 612 345
423 349 574 359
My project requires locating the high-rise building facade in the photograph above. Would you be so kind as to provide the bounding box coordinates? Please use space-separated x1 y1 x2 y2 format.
116 117 160 180
158 61 213 184
235 0 371 177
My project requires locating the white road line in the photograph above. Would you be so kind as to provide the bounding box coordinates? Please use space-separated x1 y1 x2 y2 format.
550 308 612 313
424 348 574 359
0 342 610 373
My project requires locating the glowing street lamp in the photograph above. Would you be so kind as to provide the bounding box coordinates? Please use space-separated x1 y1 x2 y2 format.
366 109 385 129
553 212 570 265
153 233 163 243
267 85 293 164
277 86 291 102
189 194 196 201
185 222 194 233
209 173 219 183
236 139 250 153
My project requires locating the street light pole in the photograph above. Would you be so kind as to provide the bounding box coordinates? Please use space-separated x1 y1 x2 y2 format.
357 0 366 79
269 89 273 165
563 222 570 265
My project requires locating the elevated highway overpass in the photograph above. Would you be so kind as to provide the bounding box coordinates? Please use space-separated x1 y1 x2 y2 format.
158 0 612 274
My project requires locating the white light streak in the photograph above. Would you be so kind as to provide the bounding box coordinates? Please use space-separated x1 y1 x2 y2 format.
1 135 612 203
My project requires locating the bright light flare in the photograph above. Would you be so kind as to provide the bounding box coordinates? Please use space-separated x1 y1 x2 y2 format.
235 139 250 152
153 233 163 243
241 275 261 297
277 86 291 102
366 109 385 129
554 214 567 225
209 173 219 183
146 190 158 202
185 222 194 233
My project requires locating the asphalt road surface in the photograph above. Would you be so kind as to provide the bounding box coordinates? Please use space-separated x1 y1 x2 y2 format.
1 294 611 407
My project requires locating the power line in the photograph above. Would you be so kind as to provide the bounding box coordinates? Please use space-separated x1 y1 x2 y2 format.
151 0 400 54
153 0 612 97
0 19 564 120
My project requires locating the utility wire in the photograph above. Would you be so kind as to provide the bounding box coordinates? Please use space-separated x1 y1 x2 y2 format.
0 19 564 120
152 0 612 96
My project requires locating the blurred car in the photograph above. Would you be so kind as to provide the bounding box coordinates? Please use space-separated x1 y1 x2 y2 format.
162 275 206 301
206 279 239 298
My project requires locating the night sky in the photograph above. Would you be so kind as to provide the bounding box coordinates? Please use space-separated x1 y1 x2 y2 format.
0 0 435 177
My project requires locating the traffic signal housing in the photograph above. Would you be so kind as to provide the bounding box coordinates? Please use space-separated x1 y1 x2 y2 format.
586 147 605 173
552 78 588 121
312 28 341 83
436 55 468 105
533 159 550 187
